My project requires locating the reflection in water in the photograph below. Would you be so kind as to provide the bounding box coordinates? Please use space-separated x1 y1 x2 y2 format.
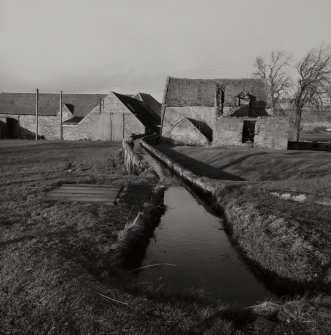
133 147 277 306
134 186 276 306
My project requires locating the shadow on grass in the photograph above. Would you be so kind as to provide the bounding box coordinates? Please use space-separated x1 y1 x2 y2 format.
155 146 267 181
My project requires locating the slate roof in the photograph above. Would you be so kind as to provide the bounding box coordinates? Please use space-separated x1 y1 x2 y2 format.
0 93 106 116
229 102 269 117
134 93 161 119
62 116 85 125
113 92 160 128
163 77 270 107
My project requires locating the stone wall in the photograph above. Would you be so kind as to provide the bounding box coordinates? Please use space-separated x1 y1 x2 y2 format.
254 117 289 150
163 117 209 146
0 106 72 140
162 106 214 136
62 125 81 141
213 117 243 147
63 93 145 141
213 116 289 150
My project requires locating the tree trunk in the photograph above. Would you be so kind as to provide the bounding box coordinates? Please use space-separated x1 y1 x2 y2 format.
294 109 302 142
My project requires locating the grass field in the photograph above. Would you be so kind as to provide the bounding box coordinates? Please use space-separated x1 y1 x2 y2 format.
0 140 246 335
155 144 331 286
154 145 331 182
299 129 331 142
1 140 330 334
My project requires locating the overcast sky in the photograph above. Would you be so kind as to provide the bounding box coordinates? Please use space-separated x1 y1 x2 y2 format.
0 0 330 100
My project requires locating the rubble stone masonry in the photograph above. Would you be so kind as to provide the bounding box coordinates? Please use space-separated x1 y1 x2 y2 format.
213 116 289 150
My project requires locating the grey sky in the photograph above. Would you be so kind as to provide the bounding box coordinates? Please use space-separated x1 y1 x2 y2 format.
0 0 330 100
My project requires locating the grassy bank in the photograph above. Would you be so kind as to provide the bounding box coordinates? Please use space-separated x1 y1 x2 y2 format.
0 141 241 334
154 145 331 182
154 145 331 288
1 140 330 334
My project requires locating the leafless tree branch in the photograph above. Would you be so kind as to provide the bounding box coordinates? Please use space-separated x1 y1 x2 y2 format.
253 50 292 109
292 44 331 141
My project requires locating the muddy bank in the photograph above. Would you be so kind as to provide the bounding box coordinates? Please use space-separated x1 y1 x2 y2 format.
110 183 166 266
115 138 166 267
140 138 331 291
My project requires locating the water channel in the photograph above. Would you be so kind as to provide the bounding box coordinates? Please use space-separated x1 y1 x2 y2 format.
129 147 278 306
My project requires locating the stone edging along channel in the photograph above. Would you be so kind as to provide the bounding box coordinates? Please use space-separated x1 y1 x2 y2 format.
140 138 216 194
110 183 165 266
109 139 165 266
139 137 331 290
122 138 148 175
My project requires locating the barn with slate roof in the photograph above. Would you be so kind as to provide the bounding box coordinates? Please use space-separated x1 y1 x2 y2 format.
161 77 289 149
62 91 160 141
0 93 104 139
0 91 161 141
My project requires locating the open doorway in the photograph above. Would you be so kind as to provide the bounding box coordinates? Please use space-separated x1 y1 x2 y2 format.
6 117 19 138
242 120 256 143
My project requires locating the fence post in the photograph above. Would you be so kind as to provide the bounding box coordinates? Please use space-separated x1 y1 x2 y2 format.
35 89 39 140
60 90 63 140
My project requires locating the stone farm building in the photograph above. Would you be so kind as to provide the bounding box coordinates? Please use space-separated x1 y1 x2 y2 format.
161 77 289 150
0 92 160 141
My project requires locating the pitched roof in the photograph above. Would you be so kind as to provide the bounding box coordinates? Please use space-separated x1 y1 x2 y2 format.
229 102 269 117
163 77 270 107
62 116 85 125
0 93 106 116
113 92 160 128
134 93 161 119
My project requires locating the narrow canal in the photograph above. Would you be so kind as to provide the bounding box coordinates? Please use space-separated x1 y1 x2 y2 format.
129 147 277 306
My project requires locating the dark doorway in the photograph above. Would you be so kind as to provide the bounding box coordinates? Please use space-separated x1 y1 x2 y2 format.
0 126 6 139
6 118 19 138
242 120 256 143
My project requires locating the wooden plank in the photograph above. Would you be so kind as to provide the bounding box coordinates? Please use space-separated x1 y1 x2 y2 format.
61 184 120 188
58 187 121 192
48 189 119 195
45 194 117 201
48 186 121 193
44 184 122 204
46 192 117 198
46 194 116 200
47 191 119 197
45 196 116 203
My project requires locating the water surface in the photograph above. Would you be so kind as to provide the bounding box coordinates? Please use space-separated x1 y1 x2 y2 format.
132 147 277 306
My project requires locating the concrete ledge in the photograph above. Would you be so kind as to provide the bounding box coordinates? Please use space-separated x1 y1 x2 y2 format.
140 138 216 194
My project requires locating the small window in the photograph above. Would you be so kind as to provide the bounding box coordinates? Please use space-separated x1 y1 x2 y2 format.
242 120 256 143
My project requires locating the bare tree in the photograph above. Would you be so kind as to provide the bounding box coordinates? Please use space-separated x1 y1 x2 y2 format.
293 45 331 141
253 50 292 110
